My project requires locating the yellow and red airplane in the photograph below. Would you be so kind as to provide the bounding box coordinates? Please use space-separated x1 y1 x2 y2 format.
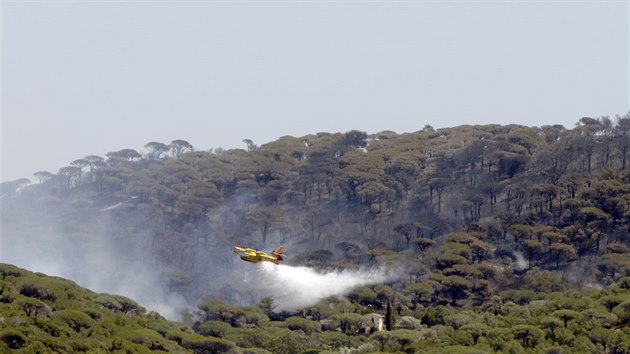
233 245 286 265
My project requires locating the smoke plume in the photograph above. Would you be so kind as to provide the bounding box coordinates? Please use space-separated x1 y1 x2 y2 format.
0 207 188 320
513 251 527 271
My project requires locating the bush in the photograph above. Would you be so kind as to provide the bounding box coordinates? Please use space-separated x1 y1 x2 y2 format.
460 323 490 344
0 281 17 303
0 264 24 278
267 330 309 354
284 316 321 334
199 320 233 338
54 309 95 332
143 318 171 336
15 295 53 318
232 306 269 328
317 331 363 349
486 328 513 351
0 328 26 349
523 269 563 292
92 294 123 312
225 327 282 349
613 300 630 324
551 328 575 346
165 329 187 344
181 333 237 353
573 335 596 353
512 324 545 348
242 348 273 354
501 289 536 305
112 294 145 315
198 300 235 322
600 294 628 311
121 328 172 351
618 276 630 289
19 279 58 301
449 330 474 346
396 315 423 329
36 318 69 338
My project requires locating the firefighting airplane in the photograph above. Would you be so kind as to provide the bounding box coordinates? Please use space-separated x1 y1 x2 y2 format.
233 245 286 265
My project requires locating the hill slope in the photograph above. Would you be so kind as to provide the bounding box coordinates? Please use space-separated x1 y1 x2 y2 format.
0 263 236 353
3 263 630 353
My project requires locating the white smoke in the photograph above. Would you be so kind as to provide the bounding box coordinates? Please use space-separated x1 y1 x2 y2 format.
0 211 188 320
513 251 527 271
256 262 392 311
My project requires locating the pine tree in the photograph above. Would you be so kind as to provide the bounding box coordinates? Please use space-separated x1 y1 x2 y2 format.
385 299 393 331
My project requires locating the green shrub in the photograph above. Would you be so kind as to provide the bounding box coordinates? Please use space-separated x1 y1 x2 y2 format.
573 335 596 353
422 345 492 354
542 346 564 354
92 294 124 312
284 316 321 334
267 330 309 354
0 281 18 303
0 264 25 278
588 327 618 351
165 329 187 344
225 327 276 349
512 324 545 348
35 318 69 338
54 309 95 332
486 327 513 351
19 340 52 353
121 328 172 351
551 328 575 346
232 306 269 328
317 330 363 349
600 294 628 311
199 320 233 338
198 299 236 323
19 279 58 301
502 340 524 354
40 336 75 352
460 323 490 344
618 276 630 289
144 319 171 336
112 294 145 315
449 330 474 346
14 295 53 318
613 300 630 324
181 333 237 353
501 289 537 305
242 348 273 354
0 328 27 349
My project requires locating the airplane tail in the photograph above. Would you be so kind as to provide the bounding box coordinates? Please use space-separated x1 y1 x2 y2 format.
271 246 285 261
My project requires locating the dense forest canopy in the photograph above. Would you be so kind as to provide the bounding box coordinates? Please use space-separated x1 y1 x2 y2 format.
2 114 630 352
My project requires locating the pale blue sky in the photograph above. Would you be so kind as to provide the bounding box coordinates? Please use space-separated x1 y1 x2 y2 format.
1 1 628 182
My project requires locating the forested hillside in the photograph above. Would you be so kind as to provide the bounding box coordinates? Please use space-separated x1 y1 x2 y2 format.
2 116 630 352
2 262 630 353
0 263 243 353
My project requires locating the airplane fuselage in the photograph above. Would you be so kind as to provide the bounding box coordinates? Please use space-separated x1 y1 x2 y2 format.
234 245 284 265
239 254 281 264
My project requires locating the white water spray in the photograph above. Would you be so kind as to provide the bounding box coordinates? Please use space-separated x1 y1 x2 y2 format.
256 262 393 311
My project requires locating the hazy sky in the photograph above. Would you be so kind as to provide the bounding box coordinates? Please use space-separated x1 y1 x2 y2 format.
1 1 628 182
